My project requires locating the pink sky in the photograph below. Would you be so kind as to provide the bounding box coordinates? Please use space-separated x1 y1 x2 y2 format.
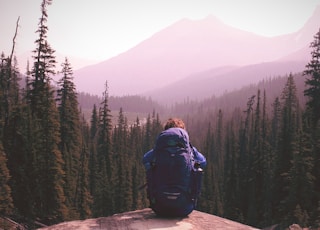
1 0 320 70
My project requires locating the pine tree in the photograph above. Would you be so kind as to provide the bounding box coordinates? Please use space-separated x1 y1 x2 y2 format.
0 142 13 215
214 109 224 216
8 64 37 218
270 96 282 222
57 58 82 219
93 81 114 216
77 115 93 219
288 124 314 227
223 117 240 221
200 124 215 213
26 0 67 223
260 90 275 227
90 104 99 140
239 95 255 220
113 108 133 213
113 107 128 156
277 74 301 225
130 117 148 209
0 54 20 129
151 110 162 139
0 17 20 129
247 90 263 225
89 104 98 200
303 28 320 226
143 114 153 152
303 28 320 125
0 18 27 218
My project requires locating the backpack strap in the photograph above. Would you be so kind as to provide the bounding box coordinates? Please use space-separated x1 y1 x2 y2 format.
189 142 204 207
146 155 157 205
139 155 156 191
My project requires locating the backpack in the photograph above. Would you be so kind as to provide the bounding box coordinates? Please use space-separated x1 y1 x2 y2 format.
145 128 203 217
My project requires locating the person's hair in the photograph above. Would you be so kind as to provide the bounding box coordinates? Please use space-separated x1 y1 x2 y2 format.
164 118 185 130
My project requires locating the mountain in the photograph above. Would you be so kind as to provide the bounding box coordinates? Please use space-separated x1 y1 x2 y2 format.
145 60 308 104
277 45 312 62
73 6 320 98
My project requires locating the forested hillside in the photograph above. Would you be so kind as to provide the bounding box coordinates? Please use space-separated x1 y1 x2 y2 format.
77 93 166 126
1 0 320 229
78 93 165 114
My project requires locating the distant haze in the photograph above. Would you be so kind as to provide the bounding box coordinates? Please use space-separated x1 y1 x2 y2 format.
72 6 320 102
1 1 320 70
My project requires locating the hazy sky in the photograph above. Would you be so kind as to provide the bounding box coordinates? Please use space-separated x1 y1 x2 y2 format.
1 0 320 69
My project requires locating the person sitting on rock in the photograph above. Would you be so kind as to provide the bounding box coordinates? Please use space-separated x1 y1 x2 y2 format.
143 118 206 217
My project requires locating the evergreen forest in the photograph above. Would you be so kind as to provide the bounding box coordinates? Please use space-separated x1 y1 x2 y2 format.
1 1 320 229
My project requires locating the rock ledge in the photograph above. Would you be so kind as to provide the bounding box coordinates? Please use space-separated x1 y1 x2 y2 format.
39 208 260 230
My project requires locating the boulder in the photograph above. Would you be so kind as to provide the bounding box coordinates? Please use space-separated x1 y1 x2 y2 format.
39 208 260 230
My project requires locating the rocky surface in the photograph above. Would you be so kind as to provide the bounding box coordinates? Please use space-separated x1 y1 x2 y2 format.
39 208 260 230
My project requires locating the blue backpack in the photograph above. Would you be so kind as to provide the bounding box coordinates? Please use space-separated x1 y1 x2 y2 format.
145 128 203 217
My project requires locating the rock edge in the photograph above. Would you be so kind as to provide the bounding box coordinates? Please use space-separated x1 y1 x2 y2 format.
39 208 260 230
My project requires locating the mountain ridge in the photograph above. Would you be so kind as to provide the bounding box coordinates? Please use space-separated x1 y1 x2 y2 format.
144 59 308 104
73 6 320 98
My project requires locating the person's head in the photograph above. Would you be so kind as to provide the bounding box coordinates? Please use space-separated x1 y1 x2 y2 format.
164 118 185 130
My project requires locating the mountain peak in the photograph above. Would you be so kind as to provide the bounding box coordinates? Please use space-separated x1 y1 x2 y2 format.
306 5 320 31
74 9 317 97
201 14 225 23
288 5 320 46
313 4 320 16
